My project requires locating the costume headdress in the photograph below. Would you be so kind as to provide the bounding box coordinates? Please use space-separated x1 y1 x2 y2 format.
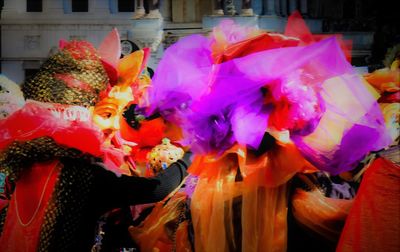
0 31 118 252
0 33 111 179
147 12 390 175
22 40 108 107
146 12 392 252
91 30 172 175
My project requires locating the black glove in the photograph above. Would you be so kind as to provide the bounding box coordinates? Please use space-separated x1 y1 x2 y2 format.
181 151 193 169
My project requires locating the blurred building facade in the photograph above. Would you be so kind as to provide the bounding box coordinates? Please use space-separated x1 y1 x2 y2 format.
1 0 396 83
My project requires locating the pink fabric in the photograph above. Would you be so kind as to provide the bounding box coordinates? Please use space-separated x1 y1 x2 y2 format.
98 28 121 84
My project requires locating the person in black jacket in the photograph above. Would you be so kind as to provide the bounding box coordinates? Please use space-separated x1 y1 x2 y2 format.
0 39 190 252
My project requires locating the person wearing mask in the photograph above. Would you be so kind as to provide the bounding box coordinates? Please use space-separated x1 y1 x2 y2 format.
0 38 190 252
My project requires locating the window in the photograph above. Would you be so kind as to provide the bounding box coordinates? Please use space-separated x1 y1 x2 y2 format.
118 0 135 12
27 0 42 12
72 0 88 12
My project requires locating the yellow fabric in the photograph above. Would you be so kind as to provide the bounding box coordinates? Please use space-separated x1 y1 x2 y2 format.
380 103 400 145
117 50 144 88
129 192 191 252
363 61 400 93
189 143 315 251
292 189 353 242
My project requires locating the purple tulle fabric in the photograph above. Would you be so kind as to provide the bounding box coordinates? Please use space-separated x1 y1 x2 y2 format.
147 35 390 174
291 74 391 174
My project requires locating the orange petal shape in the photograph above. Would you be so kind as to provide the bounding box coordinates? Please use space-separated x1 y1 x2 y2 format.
117 50 144 88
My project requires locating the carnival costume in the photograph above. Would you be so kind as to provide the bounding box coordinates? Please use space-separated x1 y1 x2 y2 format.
336 157 400 252
0 31 188 252
85 29 193 251
333 45 400 252
145 12 391 251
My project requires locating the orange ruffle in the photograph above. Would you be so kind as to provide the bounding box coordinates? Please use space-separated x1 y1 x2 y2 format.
292 188 353 242
189 143 316 251
129 192 191 252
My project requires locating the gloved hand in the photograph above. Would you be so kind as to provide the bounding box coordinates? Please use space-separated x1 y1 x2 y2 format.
181 151 193 169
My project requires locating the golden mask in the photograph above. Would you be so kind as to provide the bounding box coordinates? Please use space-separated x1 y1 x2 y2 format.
92 49 150 135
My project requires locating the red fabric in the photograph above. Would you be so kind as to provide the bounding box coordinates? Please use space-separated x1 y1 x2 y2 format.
268 96 292 131
0 101 104 157
284 11 314 44
0 199 7 211
54 74 95 92
119 117 166 148
0 161 60 252
378 91 400 103
63 40 99 61
285 11 352 62
117 116 167 167
337 158 400 252
212 33 299 64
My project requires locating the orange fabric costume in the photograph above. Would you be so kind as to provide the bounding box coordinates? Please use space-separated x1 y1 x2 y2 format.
337 158 400 252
